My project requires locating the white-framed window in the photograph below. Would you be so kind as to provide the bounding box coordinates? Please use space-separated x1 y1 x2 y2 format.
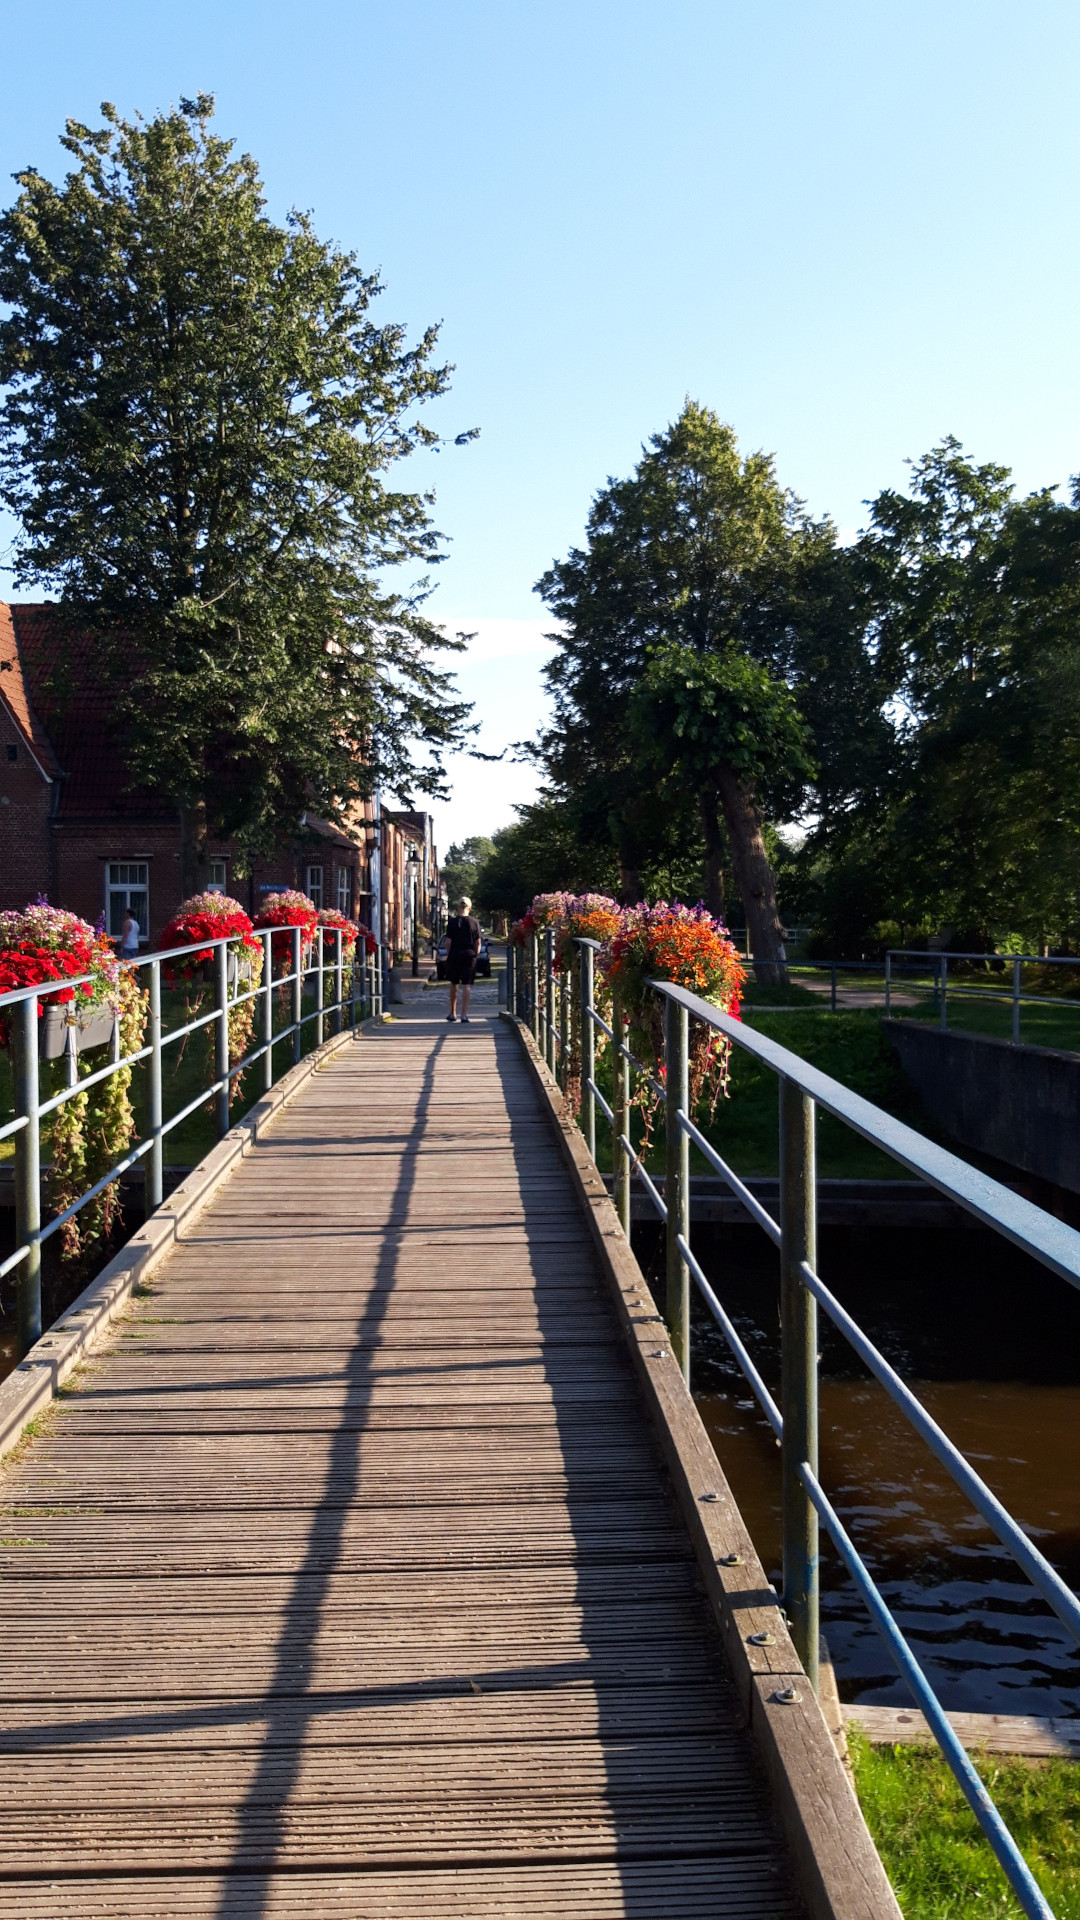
106 862 149 943
306 864 324 909
336 867 352 917
208 859 227 893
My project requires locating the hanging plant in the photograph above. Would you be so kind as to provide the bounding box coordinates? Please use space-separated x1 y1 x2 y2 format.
158 892 264 1105
252 890 319 969
547 894 624 1111
0 901 146 1261
50 964 149 1260
0 901 120 1049
315 907 359 953
600 902 746 1132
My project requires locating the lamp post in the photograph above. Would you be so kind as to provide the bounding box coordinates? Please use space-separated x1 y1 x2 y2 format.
408 846 422 977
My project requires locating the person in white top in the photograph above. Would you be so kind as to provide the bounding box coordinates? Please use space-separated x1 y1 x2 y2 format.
119 909 141 958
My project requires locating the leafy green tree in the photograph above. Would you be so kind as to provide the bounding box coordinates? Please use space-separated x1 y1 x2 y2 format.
856 443 1080 950
0 97 473 890
441 835 495 909
790 440 1080 956
627 643 814 954
536 402 863 975
474 801 618 920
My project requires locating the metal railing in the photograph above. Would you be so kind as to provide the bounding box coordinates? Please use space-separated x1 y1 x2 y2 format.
507 931 1079 1920
731 948 1080 1041
1 929 385 1358
885 949 1080 1043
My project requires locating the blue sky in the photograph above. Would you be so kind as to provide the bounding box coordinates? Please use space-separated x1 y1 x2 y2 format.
2 1 1079 851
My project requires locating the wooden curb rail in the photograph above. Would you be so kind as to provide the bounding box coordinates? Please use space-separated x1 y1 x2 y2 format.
0 1024 359 1464
501 1010 902 1920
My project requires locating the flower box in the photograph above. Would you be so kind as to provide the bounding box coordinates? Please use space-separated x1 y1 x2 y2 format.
189 951 255 990
40 1005 117 1059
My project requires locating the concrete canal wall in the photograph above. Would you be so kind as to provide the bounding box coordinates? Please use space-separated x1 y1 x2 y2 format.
884 1020 1080 1196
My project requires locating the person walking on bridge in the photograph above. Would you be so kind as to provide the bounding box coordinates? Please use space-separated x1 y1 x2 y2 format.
445 896 481 1024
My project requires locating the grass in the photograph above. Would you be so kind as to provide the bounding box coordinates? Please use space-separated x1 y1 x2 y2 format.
899 991 1080 1054
741 979 823 1008
850 1727 1080 1918
592 1009 929 1179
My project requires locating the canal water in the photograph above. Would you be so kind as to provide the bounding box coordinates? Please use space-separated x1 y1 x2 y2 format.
635 1222 1080 1720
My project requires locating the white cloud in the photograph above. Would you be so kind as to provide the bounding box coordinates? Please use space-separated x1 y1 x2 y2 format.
437 616 561 663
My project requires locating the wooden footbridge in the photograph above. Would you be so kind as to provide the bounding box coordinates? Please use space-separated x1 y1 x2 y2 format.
0 1006 895 1919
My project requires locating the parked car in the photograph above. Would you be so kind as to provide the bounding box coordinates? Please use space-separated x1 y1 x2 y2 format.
435 930 492 979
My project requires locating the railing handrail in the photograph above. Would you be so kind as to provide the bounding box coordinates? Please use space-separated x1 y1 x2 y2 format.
0 927 382 1010
506 926 1071 1918
652 979 1080 1292
2 926 388 1345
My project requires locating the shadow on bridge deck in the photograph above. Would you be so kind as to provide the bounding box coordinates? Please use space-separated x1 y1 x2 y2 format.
0 1003 803 1916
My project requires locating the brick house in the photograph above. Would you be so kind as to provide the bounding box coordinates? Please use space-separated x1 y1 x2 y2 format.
0 601 393 944
380 809 442 958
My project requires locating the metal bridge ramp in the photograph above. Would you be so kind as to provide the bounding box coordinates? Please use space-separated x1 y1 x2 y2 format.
0 1009 802 1917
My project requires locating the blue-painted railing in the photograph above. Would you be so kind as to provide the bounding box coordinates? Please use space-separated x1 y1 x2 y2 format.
505 930 1079 1920
1 929 385 1357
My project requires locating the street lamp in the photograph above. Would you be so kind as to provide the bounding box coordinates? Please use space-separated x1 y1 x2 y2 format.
407 845 422 977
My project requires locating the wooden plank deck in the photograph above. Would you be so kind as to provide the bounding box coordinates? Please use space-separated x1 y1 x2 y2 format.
0 1006 802 1918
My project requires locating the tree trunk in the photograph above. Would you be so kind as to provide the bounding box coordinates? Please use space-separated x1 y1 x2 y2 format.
180 798 210 900
617 842 644 906
714 760 788 986
699 790 725 920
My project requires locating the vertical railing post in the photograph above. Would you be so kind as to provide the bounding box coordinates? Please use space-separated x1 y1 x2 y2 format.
530 933 540 1045
148 959 163 1214
940 953 948 1031
779 1076 819 1691
12 993 42 1357
316 927 325 1047
292 926 303 1065
580 941 596 1160
612 985 631 1237
506 941 516 1019
665 992 690 1385
1012 957 1021 1045
262 931 274 1093
334 930 344 1035
64 1020 78 1091
544 930 556 1074
559 964 570 1089
884 951 892 1018
215 940 230 1139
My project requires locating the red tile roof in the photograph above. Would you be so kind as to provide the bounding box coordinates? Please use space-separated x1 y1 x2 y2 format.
3 603 174 819
0 601 61 778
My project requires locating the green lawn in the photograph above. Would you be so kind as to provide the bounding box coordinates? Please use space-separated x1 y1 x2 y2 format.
590 1009 928 1180
851 1728 1080 1919
896 990 1080 1054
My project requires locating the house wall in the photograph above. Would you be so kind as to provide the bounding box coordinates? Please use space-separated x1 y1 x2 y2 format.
3 807 370 948
0 707 55 912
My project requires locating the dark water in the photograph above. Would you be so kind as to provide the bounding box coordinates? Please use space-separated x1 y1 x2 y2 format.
635 1223 1080 1720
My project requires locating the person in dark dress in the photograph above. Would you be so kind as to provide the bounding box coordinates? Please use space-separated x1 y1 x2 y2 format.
445 896 481 1023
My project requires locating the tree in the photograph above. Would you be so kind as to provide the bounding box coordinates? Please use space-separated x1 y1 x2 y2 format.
441 835 496 909
790 440 1080 955
0 98 473 891
627 644 814 952
536 403 842 976
474 801 618 920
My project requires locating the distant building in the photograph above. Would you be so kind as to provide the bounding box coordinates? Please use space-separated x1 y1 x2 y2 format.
0 601 390 943
381 809 441 957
